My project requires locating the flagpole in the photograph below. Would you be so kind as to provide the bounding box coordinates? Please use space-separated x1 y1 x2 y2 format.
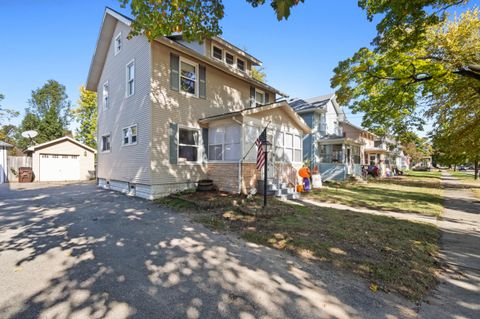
264 141 268 207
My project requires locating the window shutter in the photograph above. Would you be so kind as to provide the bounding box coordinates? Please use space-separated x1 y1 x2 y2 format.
265 92 270 104
202 128 209 162
170 53 180 91
169 123 178 164
199 65 206 99
250 86 256 107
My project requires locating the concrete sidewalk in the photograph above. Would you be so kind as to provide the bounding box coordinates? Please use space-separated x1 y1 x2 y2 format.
419 172 480 319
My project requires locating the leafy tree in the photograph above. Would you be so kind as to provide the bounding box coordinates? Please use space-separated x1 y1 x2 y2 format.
0 93 19 123
119 0 305 42
331 8 480 136
16 112 41 149
16 80 71 148
251 66 267 82
72 86 97 148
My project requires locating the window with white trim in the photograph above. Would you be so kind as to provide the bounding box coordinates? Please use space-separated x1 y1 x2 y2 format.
180 59 197 96
126 60 135 97
102 81 109 110
212 46 223 60
101 134 111 152
122 125 137 145
255 89 265 106
178 128 200 162
237 58 245 71
208 125 241 161
114 33 122 55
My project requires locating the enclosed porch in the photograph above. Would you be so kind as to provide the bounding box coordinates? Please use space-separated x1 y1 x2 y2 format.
317 138 363 181
198 102 311 198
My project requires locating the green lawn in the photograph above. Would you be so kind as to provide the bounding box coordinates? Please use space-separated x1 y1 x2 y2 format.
448 170 480 183
404 170 442 181
157 193 439 301
306 181 444 217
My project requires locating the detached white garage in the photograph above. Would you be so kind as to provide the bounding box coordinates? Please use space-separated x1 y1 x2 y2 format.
26 136 96 182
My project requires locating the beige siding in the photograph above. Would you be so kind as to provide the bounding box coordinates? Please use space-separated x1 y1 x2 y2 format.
149 41 274 194
96 21 152 184
31 140 95 181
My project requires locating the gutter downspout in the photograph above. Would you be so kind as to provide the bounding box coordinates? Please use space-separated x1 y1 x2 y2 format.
232 116 244 194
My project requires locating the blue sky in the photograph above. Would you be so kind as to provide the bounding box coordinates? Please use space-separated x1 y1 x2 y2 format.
0 0 478 133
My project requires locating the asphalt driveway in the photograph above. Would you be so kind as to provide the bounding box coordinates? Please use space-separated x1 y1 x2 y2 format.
0 182 415 319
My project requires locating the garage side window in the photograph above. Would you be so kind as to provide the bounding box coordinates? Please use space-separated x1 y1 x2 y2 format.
101 134 111 152
122 125 137 146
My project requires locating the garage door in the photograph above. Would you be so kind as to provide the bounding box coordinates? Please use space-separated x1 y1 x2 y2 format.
39 154 80 181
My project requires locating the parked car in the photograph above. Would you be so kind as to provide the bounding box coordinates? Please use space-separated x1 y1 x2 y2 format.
459 166 467 171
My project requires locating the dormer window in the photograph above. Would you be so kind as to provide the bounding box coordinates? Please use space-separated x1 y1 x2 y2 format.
114 33 122 55
237 58 245 71
212 46 223 60
225 52 234 65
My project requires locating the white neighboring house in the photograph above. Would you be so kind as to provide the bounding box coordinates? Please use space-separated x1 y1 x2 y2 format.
25 136 96 182
0 141 13 183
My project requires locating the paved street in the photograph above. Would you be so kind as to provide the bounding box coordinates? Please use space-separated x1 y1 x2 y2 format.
0 182 414 319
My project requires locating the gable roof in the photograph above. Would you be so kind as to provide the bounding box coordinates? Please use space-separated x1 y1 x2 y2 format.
86 8 283 95
26 136 96 153
198 101 311 133
340 121 377 137
288 93 336 114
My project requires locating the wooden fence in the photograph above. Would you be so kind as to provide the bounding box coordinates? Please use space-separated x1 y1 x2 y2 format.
7 156 32 182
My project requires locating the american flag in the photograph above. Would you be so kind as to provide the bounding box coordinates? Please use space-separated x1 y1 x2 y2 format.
255 128 267 170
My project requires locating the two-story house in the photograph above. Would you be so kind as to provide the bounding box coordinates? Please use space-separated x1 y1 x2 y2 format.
86 8 310 199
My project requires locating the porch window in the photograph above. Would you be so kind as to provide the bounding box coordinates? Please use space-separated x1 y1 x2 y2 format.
274 131 302 163
208 125 241 161
178 128 199 162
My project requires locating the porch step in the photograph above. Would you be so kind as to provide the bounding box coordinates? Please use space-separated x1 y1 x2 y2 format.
257 179 300 200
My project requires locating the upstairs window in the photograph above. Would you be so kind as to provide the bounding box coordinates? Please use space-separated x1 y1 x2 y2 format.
212 46 223 60
225 52 234 66
255 89 265 106
122 125 138 145
237 58 245 71
102 81 109 110
101 134 111 152
180 59 197 96
114 33 122 55
178 128 200 162
126 60 135 97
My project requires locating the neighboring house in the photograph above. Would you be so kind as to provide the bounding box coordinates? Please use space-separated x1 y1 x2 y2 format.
24 136 96 182
86 8 310 199
289 94 408 180
0 141 13 184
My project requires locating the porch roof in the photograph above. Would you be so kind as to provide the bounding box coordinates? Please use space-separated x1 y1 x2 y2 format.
0 141 13 148
317 137 364 146
364 147 390 154
198 101 312 133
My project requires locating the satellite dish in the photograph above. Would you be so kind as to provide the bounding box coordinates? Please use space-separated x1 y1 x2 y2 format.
21 130 38 139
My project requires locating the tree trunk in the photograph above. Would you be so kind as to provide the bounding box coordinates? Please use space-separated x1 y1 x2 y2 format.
454 164 457 172
475 156 479 180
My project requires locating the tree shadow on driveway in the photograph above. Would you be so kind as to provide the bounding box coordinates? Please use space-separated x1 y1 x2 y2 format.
0 183 416 319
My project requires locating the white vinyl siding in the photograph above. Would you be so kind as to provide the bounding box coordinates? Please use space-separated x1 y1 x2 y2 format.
96 20 151 184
